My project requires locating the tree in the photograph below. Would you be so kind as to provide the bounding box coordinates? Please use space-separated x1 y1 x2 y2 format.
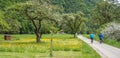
80 20 87 34
4 6 22 34
0 0 105 34
0 0 28 11
102 22 120 41
114 6 120 22
89 1 119 33
5 0 59 43
49 26 58 57
52 0 103 17
24 0 59 43
90 1 117 25
0 11 9 33
62 12 85 38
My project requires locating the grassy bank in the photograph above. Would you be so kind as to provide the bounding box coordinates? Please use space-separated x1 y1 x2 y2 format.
0 34 100 58
83 34 120 48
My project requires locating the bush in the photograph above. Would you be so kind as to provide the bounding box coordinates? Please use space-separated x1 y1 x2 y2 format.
102 23 120 41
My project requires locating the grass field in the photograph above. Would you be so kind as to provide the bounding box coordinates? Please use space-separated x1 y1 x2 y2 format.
83 34 120 48
0 34 101 58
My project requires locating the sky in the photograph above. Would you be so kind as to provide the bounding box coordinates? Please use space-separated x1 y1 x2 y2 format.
119 0 120 3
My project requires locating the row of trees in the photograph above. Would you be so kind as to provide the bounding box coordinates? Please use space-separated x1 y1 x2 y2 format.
0 0 120 42
0 0 87 42
0 0 104 34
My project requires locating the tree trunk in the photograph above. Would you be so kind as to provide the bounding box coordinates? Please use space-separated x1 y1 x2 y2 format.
35 31 41 43
36 35 40 43
74 32 77 38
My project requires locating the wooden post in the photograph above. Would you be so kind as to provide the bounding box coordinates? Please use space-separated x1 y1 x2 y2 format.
50 32 53 57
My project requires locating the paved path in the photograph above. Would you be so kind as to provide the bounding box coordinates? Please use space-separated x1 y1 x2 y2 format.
77 35 120 58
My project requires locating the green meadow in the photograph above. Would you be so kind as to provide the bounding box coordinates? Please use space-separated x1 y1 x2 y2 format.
0 34 100 58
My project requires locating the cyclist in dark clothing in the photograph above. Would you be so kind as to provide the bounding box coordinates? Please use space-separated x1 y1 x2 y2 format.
98 33 104 44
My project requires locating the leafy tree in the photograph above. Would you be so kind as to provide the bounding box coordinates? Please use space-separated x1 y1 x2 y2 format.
114 6 120 22
89 1 119 33
4 7 22 34
52 0 103 16
91 1 117 25
62 12 85 38
80 19 87 34
0 10 9 33
102 22 120 41
0 0 105 34
19 20 34 34
0 0 111 35
5 0 59 43
0 0 28 10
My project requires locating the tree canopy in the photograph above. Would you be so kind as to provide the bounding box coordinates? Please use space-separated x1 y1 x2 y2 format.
62 12 86 37
0 0 120 39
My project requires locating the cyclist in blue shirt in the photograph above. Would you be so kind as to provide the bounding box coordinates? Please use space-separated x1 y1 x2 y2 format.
98 33 104 44
90 33 94 43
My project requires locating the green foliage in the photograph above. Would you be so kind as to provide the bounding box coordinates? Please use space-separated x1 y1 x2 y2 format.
52 0 102 14
4 13 21 33
19 20 34 34
89 1 120 33
0 0 119 35
62 12 86 34
91 1 117 25
0 10 9 32
4 0 61 42
0 0 28 10
3 0 60 34
41 21 58 34
80 22 87 34
114 6 120 22
0 0 104 34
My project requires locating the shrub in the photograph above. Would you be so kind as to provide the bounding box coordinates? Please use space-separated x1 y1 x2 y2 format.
102 22 120 41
